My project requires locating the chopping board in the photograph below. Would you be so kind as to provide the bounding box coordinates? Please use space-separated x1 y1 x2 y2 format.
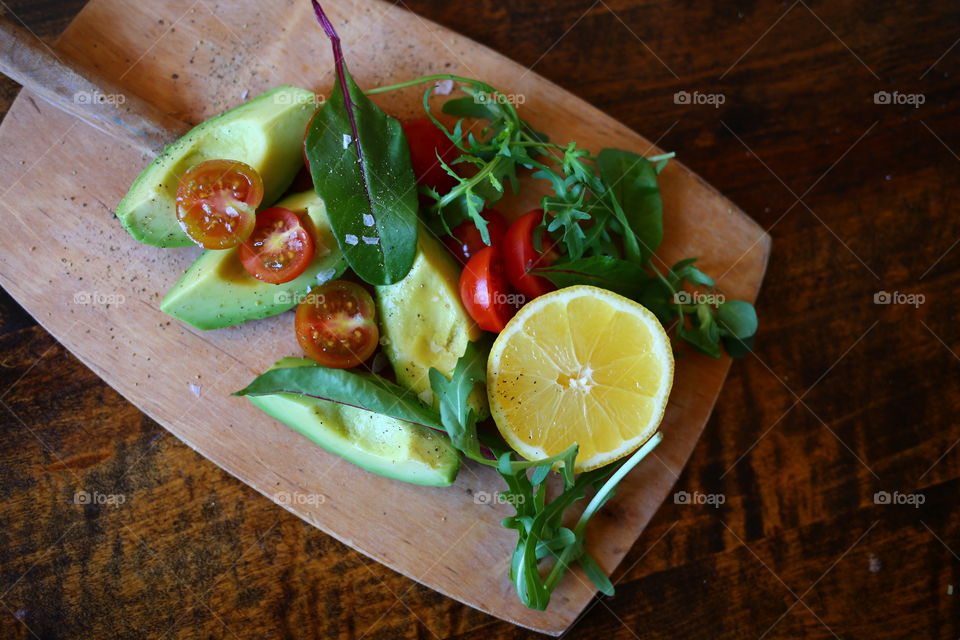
0 0 770 634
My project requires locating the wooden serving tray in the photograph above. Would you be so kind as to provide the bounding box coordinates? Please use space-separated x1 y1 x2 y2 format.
0 0 769 633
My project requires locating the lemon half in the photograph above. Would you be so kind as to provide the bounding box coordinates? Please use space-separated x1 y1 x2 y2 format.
487 285 674 471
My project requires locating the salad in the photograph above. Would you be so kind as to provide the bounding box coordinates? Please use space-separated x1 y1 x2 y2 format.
114 0 758 610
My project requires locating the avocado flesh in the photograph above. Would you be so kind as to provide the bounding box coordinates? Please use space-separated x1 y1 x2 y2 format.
375 228 487 415
117 85 317 247
248 358 461 487
160 191 345 330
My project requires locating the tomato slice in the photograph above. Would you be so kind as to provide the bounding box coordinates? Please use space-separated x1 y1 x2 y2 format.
176 159 264 249
444 208 508 264
295 280 379 369
401 117 458 194
238 207 315 284
459 246 518 333
503 209 562 301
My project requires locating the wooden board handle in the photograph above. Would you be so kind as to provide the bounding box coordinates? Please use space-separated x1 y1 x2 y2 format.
0 16 190 155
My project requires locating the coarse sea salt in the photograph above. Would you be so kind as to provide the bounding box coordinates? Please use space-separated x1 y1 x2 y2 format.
316 268 337 284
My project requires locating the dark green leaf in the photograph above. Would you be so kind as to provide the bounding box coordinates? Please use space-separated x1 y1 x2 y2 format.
596 149 664 263
234 364 442 430
717 300 759 339
533 256 652 299
305 61 418 285
678 323 722 358
428 340 495 465
579 551 615 596
530 464 552 485
441 96 498 120
723 333 755 358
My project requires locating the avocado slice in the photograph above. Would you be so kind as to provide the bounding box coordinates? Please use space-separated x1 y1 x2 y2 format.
160 190 345 330
248 358 460 487
375 228 486 414
117 85 317 247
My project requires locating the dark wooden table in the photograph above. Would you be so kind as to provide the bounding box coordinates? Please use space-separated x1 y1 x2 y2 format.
1 1 958 638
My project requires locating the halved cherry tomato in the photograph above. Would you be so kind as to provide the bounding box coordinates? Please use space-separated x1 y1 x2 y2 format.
238 207 315 284
459 246 518 333
176 159 264 249
401 117 458 194
503 209 562 301
444 209 508 264
295 280 379 369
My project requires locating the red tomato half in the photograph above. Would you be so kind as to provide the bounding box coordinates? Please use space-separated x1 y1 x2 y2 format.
238 207 315 284
503 209 562 301
444 209 508 264
295 280 379 369
401 117 458 194
176 159 264 249
459 246 518 333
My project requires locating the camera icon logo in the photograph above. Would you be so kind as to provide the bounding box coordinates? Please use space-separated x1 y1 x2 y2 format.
673 291 693 305
873 490 891 505
873 291 891 304
73 491 91 505
473 490 492 505
873 91 891 105
673 490 691 504
673 90 691 105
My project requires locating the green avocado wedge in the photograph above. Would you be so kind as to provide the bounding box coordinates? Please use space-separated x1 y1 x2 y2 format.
160 191 345 330
375 227 487 416
247 358 461 487
117 86 317 247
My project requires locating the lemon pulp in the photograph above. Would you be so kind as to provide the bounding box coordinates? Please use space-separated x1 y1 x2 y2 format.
487 285 674 471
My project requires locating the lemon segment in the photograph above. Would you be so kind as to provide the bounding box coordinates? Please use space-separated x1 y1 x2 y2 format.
487 285 674 471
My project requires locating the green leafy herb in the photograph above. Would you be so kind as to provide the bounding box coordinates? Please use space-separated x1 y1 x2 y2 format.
428 348 664 610
234 364 443 431
596 149 663 263
368 73 757 357
532 256 651 299
306 1 418 285
717 299 759 339
427 340 493 465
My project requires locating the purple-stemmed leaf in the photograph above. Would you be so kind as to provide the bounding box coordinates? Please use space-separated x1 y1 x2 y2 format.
305 1 418 285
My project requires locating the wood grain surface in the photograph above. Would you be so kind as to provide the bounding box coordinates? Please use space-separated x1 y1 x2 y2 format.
0 0 768 633
0 1 957 639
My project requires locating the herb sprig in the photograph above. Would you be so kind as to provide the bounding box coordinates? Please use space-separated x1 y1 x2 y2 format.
368 74 758 357
427 348 663 610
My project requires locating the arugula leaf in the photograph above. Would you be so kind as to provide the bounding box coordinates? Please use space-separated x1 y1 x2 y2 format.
234 364 443 431
671 258 715 288
306 1 418 285
428 346 665 610
578 551 615 596
596 149 663 263
428 341 496 465
441 96 498 120
533 256 651 299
